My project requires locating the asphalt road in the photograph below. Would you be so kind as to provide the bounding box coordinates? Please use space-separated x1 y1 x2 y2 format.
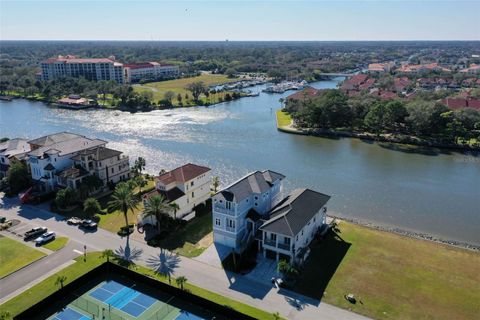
0 195 369 320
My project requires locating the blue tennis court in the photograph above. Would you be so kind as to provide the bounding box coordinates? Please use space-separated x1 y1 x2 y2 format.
89 280 157 317
51 307 91 320
175 311 206 320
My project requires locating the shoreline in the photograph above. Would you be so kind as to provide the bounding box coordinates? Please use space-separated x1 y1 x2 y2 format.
329 214 480 252
275 109 480 152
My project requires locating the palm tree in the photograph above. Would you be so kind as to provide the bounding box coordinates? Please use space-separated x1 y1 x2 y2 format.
101 249 115 262
144 194 170 233
169 202 180 220
175 276 187 290
83 197 101 218
55 275 67 289
108 182 139 228
212 176 220 193
134 175 147 194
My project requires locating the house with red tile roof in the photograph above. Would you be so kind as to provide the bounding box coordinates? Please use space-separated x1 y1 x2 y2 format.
141 163 212 222
397 62 451 73
442 97 480 110
460 64 480 74
286 87 321 101
368 62 395 73
394 77 411 93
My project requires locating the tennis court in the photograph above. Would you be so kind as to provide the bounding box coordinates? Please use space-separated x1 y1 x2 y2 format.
89 280 158 317
50 307 91 320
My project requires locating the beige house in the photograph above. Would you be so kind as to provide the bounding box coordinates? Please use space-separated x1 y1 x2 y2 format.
140 163 211 224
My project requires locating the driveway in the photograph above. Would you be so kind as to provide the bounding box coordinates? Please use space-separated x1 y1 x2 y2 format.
0 195 369 320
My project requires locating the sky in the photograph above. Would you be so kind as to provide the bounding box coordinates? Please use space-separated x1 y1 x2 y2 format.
0 0 479 41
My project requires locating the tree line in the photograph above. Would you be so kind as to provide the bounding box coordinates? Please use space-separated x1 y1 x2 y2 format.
285 90 480 146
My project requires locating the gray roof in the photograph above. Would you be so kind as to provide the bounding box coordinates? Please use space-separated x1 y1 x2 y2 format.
0 139 31 158
71 147 122 161
216 170 285 202
27 132 84 147
260 188 330 237
28 137 106 158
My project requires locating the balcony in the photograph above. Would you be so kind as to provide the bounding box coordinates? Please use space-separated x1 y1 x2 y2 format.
226 226 236 233
213 205 235 216
277 243 291 251
264 239 276 247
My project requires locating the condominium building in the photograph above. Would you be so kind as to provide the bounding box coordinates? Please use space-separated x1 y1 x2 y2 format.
124 62 179 83
40 55 126 84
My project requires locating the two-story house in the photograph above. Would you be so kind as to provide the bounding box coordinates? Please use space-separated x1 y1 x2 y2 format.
259 188 330 264
212 170 285 253
140 163 211 223
0 138 31 178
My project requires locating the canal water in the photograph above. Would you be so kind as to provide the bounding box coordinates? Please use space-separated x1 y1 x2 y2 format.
1 78 479 245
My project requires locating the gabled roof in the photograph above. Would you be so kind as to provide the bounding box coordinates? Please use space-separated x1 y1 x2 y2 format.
71 147 122 161
216 170 285 203
260 188 330 237
157 163 211 185
28 137 106 158
286 87 320 101
142 188 185 203
0 138 30 158
44 163 55 171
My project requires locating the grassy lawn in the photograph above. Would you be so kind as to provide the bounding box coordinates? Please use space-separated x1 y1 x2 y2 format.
294 221 480 320
0 252 279 320
134 74 236 106
0 236 46 278
158 204 213 258
276 109 292 128
43 237 69 251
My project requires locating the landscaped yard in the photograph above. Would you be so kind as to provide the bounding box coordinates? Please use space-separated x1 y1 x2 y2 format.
294 221 480 320
157 204 213 258
0 236 46 278
276 109 292 128
43 237 69 251
134 74 236 106
0 252 279 320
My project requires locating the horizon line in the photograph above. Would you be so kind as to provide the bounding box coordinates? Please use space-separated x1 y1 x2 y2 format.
1 39 480 42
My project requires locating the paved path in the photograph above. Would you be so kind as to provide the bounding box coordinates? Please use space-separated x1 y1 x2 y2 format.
0 196 369 320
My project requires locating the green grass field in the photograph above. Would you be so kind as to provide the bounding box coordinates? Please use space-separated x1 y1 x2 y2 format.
43 237 69 251
276 109 292 127
0 236 46 278
0 252 279 320
294 221 480 320
134 74 236 106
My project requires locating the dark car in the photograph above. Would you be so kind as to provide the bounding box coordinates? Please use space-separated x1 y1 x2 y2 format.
79 219 98 231
24 227 48 241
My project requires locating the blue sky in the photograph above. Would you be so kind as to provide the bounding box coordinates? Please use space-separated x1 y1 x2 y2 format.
1 1 479 41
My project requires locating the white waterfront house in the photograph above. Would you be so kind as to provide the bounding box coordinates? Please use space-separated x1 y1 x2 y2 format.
124 62 179 83
259 188 330 264
140 163 211 224
27 132 129 193
212 170 285 253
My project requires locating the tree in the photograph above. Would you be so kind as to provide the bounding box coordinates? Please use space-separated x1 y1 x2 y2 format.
0 311 12 320
101 249 115 262
186 81 206 101
6 162 29 194
212 176 220 193
83 197 101 217
134 175 147 194
55 187 76 209
225 68 237 78
108 182 139 228
272 312 281 320
406 101 449 136
164 91 175 106
55 275 67 289
143 194 170 232
169 202 180 220
133 157 146 176
177 93 183 105
277 260 298 279
175 276 187 290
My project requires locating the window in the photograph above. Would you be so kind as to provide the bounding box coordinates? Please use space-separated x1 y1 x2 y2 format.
254 202 258 207
301 230 304 236
191 181 194 187
111 167 114 173
270 233 277 241
215 218 221 226
228 219 235 228
284 237 291 245
254 195 258 200
192 192 194 198
313 217 316 222
296 235 298 241
226 201 232 210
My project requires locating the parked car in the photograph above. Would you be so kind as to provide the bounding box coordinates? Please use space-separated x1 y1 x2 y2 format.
24 227 48 241
79 219 98 230
34 231 56 245
67 217 82 225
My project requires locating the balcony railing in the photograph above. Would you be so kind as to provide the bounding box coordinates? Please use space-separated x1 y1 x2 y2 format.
226 226 235 232
213 206 235 216
277 243 291 251
264 239 276 247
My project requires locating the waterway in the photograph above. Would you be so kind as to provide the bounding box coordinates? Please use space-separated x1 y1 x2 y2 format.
1 78 479 246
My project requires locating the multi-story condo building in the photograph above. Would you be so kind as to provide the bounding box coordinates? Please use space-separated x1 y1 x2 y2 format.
140 163 211 224
40 55 125 84
0 138 31 178
27 132 128 193
124 62 180 83
212 170 285 253
212 170 331 264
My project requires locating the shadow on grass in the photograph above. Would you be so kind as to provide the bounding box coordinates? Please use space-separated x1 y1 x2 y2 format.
114 235 143 269
293 230 351 301
146 248 181 283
